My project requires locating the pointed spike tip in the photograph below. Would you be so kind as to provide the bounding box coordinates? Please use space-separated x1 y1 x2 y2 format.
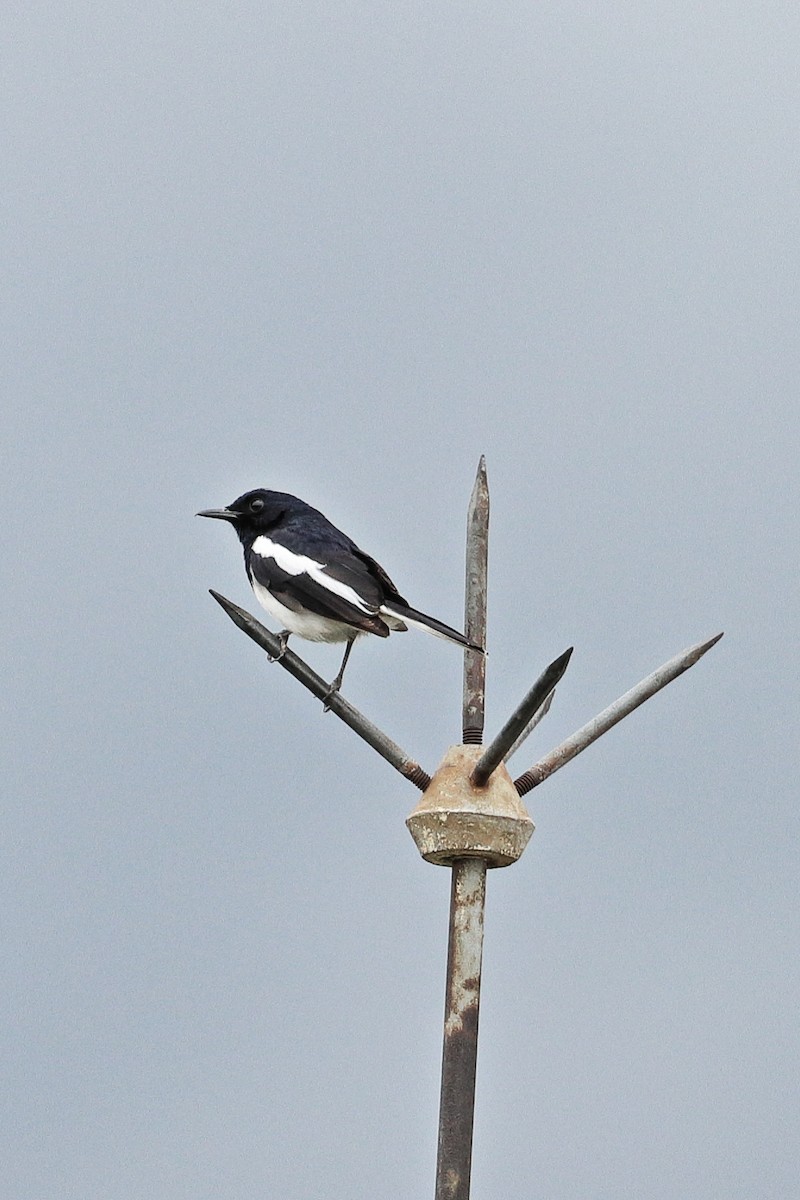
470 455 487 492
208 589 252 632
513 630 725 795
209 588 239 614
688 630 724 664
543 646 573 688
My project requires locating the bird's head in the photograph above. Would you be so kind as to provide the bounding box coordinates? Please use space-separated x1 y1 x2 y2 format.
197 489 285 539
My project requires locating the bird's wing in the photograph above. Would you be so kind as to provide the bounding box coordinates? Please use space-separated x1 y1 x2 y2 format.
349 544 409 606
248 536 391 636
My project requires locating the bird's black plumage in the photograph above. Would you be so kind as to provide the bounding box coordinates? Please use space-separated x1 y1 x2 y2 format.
198 488 482 699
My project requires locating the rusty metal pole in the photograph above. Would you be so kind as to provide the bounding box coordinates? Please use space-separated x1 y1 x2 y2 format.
204 459 723 1200
433 458 491 1200
435 856 487 1200
462 456 488 745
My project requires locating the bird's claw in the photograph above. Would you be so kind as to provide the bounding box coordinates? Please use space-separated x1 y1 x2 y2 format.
267 631 290 664
321 679 343 713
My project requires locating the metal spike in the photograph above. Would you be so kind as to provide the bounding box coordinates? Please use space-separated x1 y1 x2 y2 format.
462 456 489 744
209 590 431 790
514 633 724 796
502 686 557 763
471 648 573 787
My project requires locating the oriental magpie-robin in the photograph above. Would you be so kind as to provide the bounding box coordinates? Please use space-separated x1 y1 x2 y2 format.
198 488 483 700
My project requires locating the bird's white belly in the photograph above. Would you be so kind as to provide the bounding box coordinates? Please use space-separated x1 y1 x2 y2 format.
251 579 357 643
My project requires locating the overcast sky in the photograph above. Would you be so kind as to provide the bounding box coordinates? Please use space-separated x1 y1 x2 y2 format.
3 3 798 1197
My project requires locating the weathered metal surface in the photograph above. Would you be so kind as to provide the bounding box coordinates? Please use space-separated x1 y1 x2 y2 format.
514 632 724 796
209 590 432 790
406 744 534 868
471 647 573 787
204 465 725 1200
435 857 487 1200
503 685 556 762
462 457 489 745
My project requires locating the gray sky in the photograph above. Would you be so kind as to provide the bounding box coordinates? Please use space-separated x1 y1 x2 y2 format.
3 3 798 1197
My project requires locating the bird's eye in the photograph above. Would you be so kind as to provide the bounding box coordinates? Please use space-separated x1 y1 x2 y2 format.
250 497 265 513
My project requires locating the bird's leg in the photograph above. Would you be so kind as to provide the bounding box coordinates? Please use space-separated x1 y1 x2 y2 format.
322 638 355 712
267 630 291 663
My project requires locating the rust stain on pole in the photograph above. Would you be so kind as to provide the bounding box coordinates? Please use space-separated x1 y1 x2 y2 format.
462 457 489 745
436 857 487 1200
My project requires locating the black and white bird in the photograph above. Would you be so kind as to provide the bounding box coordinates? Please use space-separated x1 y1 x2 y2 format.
198 488 482 700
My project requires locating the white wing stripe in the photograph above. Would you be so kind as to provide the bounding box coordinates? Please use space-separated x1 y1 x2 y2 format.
251 535 375 614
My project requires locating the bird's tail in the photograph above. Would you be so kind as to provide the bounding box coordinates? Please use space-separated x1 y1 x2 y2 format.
380 602 484 652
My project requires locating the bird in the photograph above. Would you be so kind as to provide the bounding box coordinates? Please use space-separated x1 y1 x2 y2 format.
198 488 483 703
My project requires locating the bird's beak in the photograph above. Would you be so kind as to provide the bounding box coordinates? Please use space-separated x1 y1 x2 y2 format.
196 508 239 522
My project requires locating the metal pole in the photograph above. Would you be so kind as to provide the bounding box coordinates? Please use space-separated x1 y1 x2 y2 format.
462 457 489 744
432 461 493 1200
435 857 488 1200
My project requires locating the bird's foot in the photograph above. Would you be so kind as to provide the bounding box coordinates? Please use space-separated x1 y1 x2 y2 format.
321 676 344 713
321 639 354 712
267 630 290 663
